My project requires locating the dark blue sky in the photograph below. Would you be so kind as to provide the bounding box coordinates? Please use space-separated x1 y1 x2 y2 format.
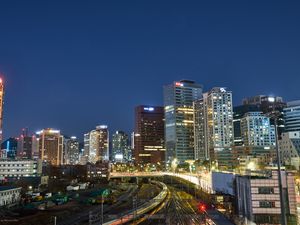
1 0 300 140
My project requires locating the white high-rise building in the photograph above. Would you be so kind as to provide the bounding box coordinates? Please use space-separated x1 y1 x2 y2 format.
194 87 234 162
240 112 276 147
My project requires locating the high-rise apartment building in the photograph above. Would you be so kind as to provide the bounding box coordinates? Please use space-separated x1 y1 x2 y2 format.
36 129 64 166
17 128 38 159
194 87 234 162
240 112 276 147
112 131 130 162
164 80 203 163
284 100 300 132
134 106 165 164
84 125 109 163
0 78 3 143
64 136 79 165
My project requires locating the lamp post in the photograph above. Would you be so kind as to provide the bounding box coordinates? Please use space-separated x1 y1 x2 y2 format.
268 98 287 225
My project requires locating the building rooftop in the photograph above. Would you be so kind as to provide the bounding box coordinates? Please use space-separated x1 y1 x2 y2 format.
0 186 21 191
287 100 300 107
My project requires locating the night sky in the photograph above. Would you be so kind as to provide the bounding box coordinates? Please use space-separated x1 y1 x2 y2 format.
1 0 300 140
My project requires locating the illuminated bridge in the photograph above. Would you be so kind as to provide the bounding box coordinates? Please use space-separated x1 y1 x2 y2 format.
111 172 214 194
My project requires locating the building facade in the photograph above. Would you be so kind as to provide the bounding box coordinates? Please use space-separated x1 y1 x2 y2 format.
0 187 21 207
236 170 297 225
233 105 261 146
17 132 38 159
243 95 286 138
284 101 300 132
164 80 203 163
279 132 300 169
194 87 234 163
64 136 79 165
240 112 276 147
0 159 42 178
36 129 64 166
84 125 109 163
134 106 165 164
112 131 130 162
1 137 18 159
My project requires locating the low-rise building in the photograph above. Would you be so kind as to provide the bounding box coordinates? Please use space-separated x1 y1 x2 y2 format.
0 159 42 179
236 170 297 225
279 132 300 169
0 186 21 207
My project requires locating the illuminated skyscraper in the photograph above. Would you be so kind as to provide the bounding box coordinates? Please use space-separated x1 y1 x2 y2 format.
84 125 109 163
164 80 203 163
240 112 276 147
194 87 234 162
112 131 130 162
64 136 79 165
0 78 4 143
36 129 64 166
284 100 300 132
134 106 165 164
17 131 38 159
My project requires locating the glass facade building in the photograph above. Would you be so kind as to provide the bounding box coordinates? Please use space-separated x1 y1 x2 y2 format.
164 80 203 163
284 101 300 132
112 131 130 162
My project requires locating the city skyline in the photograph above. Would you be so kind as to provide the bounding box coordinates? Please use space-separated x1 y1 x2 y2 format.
1 75 300 140
1 1 300 140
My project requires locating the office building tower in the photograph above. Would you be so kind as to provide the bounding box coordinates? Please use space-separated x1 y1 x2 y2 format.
243 95 286 137
134 106 165 164
84 125 109 163
64 136 79 165
36 129 64 166
0 78 3 143
284 100 300 132
164 80 203 163
233 105 261 146
1 137 18 159
112 131 129 162
17 129 38 159
194 87 234 162
240 112 276 147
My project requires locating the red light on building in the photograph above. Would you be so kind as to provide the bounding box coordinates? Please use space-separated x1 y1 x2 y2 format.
175 82 183 87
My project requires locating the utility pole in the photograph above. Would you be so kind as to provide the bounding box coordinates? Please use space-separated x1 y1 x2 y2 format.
269 102 287 225
132 195 137 225
100 195 104 225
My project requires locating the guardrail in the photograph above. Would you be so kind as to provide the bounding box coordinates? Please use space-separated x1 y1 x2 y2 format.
103 181 168 225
